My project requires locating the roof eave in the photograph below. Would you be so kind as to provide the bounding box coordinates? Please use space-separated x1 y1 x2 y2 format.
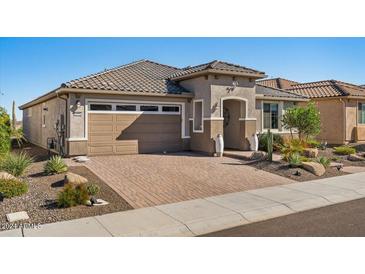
170 69 266 81
255 95 309 102
19 87 63 110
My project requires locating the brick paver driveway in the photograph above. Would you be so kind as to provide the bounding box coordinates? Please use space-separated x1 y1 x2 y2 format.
85 153 294 208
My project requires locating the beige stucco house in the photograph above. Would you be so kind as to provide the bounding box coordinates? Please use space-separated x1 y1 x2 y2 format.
19 60 307 156
259 78 365 144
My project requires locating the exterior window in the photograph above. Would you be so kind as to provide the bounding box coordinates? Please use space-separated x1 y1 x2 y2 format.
90 104 112 111
42 114 46 127
193 100 203 132
263 103 279 129
359 103 365 124
140 105 158 112
162 106 179 113
116 105 136 111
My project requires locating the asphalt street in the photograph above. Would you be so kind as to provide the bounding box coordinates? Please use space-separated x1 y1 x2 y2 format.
203 198 365 236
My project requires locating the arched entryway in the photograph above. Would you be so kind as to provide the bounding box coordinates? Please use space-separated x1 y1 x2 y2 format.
221 97 247 150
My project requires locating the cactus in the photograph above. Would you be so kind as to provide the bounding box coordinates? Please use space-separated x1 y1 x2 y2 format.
12 100 16 131
267 129 273 161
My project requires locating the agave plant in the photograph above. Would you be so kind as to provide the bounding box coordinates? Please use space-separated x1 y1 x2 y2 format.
316 156 331 168
288 152 303 168
44 155 68 175
0 152 33 177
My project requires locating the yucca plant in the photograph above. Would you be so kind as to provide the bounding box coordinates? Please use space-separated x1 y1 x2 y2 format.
316 156 331 168
0 152 33 177
288 152 303 168
44 155 68 175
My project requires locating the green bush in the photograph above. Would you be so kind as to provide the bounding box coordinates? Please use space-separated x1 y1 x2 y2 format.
307 139 320 148
57 183 90 208
333 146 356 155
0 179 28 198
281 139 305 161
288 153 303 168
258 133 284 152
44 155 68 175
0 152 33 177
316 156 331 168
0 107 11 155
87 183 100 196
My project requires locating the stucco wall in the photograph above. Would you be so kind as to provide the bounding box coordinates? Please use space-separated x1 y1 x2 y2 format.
23 97 66 149
313 98 345 144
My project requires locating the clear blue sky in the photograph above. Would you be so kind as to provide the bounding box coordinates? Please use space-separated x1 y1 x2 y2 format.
1 38 364 118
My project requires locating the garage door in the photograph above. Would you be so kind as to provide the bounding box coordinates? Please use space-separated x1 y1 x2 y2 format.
87 108 182 155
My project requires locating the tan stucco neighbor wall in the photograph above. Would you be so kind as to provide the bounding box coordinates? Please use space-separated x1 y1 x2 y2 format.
23 97 66 150
313 98 345 144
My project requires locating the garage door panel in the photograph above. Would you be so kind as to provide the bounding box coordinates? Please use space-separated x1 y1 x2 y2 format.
88 112 182 155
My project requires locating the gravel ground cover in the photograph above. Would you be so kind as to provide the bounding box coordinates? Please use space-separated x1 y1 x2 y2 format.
0 146 132 230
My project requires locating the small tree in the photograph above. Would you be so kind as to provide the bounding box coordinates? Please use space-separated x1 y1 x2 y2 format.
281 102 321 141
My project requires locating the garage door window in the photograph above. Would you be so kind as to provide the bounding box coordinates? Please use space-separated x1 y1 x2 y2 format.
140 105 158 112
90 104 112 111
162 106 180 113
116 105 137 111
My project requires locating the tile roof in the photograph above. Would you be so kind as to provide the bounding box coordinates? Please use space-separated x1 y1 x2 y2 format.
64 60 188 94
169 60 265 79
287 80 365 98
256 84 308 100
257 78 300 89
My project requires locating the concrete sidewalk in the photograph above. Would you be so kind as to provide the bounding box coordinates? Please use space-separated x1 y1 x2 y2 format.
1 172 365 237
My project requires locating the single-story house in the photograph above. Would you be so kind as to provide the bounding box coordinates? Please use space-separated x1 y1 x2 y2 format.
258 78 365 144
19 60 308 156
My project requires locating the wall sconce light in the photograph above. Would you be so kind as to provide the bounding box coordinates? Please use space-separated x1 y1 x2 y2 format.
75 100 81 108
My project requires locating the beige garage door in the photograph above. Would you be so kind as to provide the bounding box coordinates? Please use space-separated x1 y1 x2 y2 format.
88 113 182 155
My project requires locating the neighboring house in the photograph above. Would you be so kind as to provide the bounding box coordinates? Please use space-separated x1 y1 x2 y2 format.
259 78 365 144
19 60 307 156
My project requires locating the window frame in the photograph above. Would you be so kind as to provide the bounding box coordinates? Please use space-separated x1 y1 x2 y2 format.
116 104 137 112
89 103 113 111
193 99 204 133
262 102 279 130
358 102 365 124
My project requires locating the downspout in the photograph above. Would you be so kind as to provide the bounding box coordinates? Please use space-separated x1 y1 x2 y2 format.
339 98 346 144
56 90 68 156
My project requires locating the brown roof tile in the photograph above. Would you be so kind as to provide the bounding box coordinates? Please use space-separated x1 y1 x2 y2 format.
64 60 188 94
257 78 300 89
287 80 365 98
169 60 265 79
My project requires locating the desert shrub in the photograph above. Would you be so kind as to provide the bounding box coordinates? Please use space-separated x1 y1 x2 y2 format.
316 156 331 168
281 139 306 161
0 152 33 177
333 146 356 155
281 102 321 140
0 179 28 198
288 153 303 168
307 139 320 148
87 183 100 196
57 183 90 208
258 132 284 152
44 155 68 175
0 107 11 155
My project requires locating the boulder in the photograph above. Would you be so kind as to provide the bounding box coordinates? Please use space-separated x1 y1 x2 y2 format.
348 154 365 161
250 151 267 160
64 172 88 185
302 162 326 176
303 148 319 158
0 172 17 181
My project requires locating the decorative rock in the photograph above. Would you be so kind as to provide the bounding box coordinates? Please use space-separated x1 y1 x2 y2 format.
93 199 109 206
64 172 88 185
303 148 319 158
302 162 326 176
0 172 17 181
347 154 365 161
250 151 267 160
6 211 29 222
74 156 90 163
